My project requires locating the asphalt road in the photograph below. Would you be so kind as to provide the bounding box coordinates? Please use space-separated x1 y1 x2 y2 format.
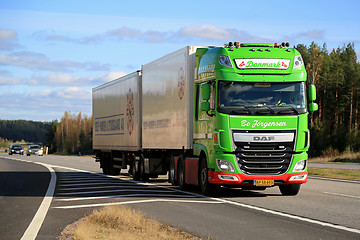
1 153 359 240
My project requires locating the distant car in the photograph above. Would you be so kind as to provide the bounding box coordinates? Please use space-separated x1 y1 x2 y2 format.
26 145 43 156
9 144 24 155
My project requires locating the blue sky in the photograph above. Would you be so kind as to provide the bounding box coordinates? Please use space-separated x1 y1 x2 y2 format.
1 0 359 121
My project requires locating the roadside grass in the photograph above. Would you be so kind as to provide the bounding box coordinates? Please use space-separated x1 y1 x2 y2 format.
308 167 360 180
308 152 360 180
309 152 360 163
62 205 203 240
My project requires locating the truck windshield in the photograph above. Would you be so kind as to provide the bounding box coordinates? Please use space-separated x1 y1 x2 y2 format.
218 81 307 115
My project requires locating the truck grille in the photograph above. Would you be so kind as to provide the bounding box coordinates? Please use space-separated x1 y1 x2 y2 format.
233 130 295 175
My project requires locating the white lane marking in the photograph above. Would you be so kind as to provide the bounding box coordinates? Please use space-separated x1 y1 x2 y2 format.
57 182 138 187
210 198 360 234
55 193 197 202
323 192 360 199
2 156 57 240
18 162 56 240
53 199 222 209
58 185 160 191
57 188 175 196
5 156 360 235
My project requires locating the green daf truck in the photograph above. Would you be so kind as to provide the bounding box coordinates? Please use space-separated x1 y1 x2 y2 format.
93 42 318 196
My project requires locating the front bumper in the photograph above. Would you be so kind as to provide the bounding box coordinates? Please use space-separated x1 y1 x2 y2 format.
208 171 308 186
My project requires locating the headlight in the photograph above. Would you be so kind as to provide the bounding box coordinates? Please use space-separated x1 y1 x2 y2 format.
219 55 233 68
293 160 307 172
293 55 303 69
216 159 235 172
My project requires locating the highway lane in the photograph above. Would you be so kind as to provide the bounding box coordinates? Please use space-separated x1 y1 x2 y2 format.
0 157 51 240
1 153 359 239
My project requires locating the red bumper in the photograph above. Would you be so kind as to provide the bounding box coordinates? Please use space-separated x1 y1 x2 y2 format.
208 171 308 186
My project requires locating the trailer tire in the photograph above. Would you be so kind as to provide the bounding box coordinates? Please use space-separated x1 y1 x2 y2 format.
132 159 140 181
177 155 186 190
168 156 177 186
199 156 216 195
279 184 301 196
140 155 149 182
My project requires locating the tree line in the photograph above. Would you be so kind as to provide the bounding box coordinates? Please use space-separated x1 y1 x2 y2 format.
50 111 92 154
296 42 360 156
0 113 93 155
0 120 51 144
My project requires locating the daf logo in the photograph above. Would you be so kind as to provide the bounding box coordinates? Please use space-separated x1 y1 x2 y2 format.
253 136 275 141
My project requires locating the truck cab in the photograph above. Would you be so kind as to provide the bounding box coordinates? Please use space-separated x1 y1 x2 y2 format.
193 42 318 195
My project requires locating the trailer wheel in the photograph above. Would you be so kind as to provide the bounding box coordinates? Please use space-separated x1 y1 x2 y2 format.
177 155 186 190
132 159 140 181
279 184 301 196
168 156 177 186
140 155 149 182
199 156 216 195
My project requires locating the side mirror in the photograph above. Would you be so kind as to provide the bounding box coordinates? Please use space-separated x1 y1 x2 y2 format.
309 102 318 112
308 84 316 101
201 102 210 112
202 84 210 101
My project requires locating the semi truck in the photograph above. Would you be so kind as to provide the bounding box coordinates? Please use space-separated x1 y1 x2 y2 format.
92 42 318 196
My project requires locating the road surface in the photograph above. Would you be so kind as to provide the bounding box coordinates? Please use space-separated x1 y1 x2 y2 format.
1 153 359 239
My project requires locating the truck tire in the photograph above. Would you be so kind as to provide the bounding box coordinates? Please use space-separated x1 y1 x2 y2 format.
168 156 177 186
279 184 301 196
177 155 186 190
199 156 217 195
132 159 140 181
139 155 149 182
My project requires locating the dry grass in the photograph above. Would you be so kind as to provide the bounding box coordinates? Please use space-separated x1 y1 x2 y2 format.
309 152 360 163
63 205 202 240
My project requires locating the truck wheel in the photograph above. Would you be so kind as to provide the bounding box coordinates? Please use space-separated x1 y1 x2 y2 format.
279 184 301 196
132 159 140 181
177 155 186 190
199 157 216 195
168 156 177 186
140 155 149 182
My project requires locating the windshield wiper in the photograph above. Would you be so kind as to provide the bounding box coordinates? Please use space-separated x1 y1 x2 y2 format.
275 105 299 115
247 106 276 115
230 106 252 115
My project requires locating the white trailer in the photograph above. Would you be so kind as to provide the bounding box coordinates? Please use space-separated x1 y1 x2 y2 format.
92 47 198 178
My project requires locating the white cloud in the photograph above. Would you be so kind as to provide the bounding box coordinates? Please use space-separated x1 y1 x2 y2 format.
96 71 127 82
0 29 21 51
0 75 21 85
178 25 235 41
0 29 17 40
0 87 92 121
0 51 110 72
56 87 91 100
35 25 273 44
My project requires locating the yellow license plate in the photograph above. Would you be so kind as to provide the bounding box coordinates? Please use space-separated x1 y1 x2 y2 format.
254 180 274 186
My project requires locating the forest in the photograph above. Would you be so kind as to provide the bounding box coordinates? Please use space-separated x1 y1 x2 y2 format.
296 42 360 156
50 111 93 154
0 120 51 144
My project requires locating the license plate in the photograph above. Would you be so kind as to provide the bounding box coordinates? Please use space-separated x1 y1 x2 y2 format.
254 180 274 186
